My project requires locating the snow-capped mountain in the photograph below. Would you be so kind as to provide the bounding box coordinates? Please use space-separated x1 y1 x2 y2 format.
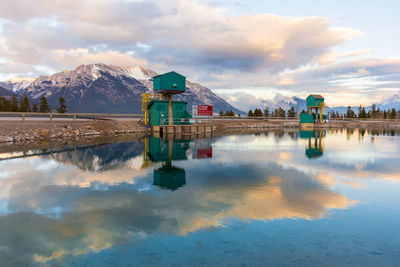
0 77 36 93
259 93 306 112
3 64 242 114
378 94 400 110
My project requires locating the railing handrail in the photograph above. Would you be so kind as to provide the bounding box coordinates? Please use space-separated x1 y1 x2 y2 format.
0 112 142 117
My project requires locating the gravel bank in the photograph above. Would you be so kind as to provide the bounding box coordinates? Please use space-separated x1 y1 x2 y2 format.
0 120 150 143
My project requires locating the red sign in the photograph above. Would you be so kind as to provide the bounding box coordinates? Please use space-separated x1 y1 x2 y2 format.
197 148 213 159
198 105 213 116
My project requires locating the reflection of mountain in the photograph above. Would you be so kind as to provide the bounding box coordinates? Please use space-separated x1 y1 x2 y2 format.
48 141 144 172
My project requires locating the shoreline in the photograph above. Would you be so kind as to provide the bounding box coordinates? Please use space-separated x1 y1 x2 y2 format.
0 119 400 146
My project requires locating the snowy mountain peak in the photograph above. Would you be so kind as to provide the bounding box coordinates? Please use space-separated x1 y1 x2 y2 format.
119 66 157 81
74 64 157 81
381 94 400 104
2 77 37 92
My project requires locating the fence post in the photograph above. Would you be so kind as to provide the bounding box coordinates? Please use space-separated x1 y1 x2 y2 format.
49 114 52 121
22 113 25 121
73 115 76 121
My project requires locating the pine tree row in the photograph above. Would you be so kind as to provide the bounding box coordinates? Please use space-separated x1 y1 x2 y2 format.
0 94 67 113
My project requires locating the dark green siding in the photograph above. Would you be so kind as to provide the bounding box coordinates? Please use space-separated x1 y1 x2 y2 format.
300 113 314 123
147 100 192 126
306 95 324 107
153 71 186 92
148 100 169 126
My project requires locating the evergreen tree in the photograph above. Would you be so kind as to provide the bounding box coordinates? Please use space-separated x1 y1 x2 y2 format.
39 96 51 113
219 110 224 116
32 104 38 112
248 109 254 117
287 106 296 118
11 94 18 112
0 97 5 111
274 107 286 117
253 108 263 117
359 107 367 118
263 106 270 117
346 106 356 118
225 110 234 116
383 110 387 119
390 108 397 119
56 97 67 113
371 104 377 118
19 94 31 112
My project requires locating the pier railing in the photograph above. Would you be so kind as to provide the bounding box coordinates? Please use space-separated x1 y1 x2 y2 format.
0 112 142 121
1 112 399 122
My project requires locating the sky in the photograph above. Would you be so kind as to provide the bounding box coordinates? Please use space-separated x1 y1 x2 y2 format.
0 0 399 109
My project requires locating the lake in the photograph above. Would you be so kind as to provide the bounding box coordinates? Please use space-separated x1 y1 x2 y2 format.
0 129 399 266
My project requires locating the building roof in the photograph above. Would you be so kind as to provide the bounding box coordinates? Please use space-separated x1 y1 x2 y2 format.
152 71 185 79
308 94 324 100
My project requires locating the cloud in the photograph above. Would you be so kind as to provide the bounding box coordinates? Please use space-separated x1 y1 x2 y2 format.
0 0 398 107
0 0 357 74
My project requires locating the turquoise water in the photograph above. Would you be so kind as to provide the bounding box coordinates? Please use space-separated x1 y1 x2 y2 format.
0 129 400 266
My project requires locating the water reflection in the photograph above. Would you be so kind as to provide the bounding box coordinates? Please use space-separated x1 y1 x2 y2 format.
147 137 190 190
0 130 399 265
300 130 325 159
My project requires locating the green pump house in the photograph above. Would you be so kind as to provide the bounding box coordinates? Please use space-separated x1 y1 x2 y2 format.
300 94 326 125
147 71 192 126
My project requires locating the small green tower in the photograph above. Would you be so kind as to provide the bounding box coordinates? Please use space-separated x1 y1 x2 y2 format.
300 94 326 127
147 71 191 126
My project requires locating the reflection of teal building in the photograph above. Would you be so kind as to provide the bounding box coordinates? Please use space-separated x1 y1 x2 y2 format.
147 137 190 191
148 137 190 162
299 130 325 159
154 165 185 190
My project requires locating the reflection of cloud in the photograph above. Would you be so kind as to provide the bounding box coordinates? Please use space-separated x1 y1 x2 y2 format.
0 154 353 265
2 130 399 265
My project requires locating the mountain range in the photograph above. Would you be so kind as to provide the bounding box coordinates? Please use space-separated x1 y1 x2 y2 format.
256 93 400 114
0 64 243 114
1 64 399 115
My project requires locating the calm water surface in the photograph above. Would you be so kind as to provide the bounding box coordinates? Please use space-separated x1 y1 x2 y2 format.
0 129 400 266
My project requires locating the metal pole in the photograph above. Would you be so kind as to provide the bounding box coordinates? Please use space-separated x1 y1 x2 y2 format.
167 94 173 126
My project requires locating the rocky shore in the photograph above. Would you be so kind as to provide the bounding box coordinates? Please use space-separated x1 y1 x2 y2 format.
0 120 150 144
1 119 399 145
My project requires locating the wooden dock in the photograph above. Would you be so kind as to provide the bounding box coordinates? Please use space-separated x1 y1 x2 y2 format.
152 124 214 136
